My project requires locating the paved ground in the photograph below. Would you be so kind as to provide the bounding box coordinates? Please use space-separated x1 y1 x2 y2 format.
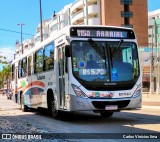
142 93 160 106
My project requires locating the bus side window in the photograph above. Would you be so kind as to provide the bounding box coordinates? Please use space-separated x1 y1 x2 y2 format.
22 57 27 77
43 43 54 71
28 56 32 76
35 48 44 73
18 60 22 78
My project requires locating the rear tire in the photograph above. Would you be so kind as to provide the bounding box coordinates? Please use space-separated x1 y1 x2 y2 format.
100 111 113 118
20 95 28 112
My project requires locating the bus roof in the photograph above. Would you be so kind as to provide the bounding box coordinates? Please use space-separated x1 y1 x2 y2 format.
11 25 134 64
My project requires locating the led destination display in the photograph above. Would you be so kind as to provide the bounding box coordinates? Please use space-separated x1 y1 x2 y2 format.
70 27 135 39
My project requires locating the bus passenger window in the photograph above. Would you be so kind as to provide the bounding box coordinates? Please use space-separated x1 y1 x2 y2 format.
35 48 43 73
44 43 54 71
22 58 27 77
18 60 22 78
28 56 32 76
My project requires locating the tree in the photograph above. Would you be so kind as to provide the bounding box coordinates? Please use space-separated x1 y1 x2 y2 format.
0 71 5 88
0 55 10 88
1 65 11 90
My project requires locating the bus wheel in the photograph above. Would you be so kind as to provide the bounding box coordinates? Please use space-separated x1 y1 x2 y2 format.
21 95 28 112
50 96 59 118
100 111 113 118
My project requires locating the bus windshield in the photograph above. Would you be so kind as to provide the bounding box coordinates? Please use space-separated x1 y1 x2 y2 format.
71 40 139 83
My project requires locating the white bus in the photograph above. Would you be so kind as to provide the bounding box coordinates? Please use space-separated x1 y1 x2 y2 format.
11 25 142 118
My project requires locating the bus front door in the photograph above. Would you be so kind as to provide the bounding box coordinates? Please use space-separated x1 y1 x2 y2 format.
58 46 66 109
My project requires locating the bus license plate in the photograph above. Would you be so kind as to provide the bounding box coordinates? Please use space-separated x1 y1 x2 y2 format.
105 105 118 110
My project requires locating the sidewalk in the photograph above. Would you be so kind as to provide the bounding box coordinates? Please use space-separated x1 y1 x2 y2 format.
142 93 160 106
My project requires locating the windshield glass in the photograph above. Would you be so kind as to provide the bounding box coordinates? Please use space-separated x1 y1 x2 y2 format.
71 40 139 83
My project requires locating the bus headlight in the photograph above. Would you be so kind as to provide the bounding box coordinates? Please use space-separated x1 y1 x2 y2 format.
132 84 142 98
71 84 87 97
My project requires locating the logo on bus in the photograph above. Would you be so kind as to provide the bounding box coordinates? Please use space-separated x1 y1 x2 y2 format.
37 75 45 80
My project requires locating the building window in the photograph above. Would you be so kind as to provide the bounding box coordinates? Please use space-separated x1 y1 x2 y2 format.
35 36 41 42
148 25 154 28
121 0 132 5
149 34 153 37
121 11 133 18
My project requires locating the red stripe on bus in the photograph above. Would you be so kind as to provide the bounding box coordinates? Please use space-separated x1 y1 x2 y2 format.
17 81 45 93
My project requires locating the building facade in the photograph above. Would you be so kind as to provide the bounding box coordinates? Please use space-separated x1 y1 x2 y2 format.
147 9 160 93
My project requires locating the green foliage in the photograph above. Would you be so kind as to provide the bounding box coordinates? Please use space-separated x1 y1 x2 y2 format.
0 64 11 88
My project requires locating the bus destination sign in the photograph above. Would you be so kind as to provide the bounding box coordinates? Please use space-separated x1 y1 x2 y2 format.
77 30 127 38
70 27 135 39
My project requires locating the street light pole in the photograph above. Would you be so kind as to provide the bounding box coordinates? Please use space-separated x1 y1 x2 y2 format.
39 0 43 42
17 23 25 54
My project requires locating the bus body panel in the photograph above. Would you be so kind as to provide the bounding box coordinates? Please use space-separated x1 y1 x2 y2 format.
11 25 142 115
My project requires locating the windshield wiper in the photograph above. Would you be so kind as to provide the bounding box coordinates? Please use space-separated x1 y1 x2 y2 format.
88 38 105 60
112 39 123 57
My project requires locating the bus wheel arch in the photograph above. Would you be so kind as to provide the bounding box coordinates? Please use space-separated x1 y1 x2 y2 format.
47 89 59 118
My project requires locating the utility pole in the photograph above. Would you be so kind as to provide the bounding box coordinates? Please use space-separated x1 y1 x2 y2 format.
17 23 25 54
150 25 154 95
39 0 43 42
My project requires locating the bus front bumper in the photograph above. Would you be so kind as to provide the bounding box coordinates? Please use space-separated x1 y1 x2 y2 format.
66 94 142 112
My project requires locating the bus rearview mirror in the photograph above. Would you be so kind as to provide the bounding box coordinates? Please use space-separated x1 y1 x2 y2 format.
65 45 71 57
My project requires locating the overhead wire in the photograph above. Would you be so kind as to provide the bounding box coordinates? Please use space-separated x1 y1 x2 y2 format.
0 28 34 36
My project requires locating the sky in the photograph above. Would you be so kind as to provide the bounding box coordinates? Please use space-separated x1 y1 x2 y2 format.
0 0 160 69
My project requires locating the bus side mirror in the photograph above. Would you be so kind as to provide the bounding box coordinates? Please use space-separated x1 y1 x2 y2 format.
65 45 71 57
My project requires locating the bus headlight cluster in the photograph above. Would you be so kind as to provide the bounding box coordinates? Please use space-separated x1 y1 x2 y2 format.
132 83 142 98
71 84 87 97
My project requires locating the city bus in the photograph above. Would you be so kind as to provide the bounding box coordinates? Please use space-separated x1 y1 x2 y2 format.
11 25 142 118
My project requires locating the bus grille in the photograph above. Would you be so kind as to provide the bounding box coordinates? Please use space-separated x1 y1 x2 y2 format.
92 100 130 109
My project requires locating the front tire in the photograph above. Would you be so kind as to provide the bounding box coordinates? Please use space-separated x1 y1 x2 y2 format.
49 95 60 118
100 111 113 118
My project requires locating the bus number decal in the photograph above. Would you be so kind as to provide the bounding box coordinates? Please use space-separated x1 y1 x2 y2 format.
77 30 90 37
48 82 53 86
